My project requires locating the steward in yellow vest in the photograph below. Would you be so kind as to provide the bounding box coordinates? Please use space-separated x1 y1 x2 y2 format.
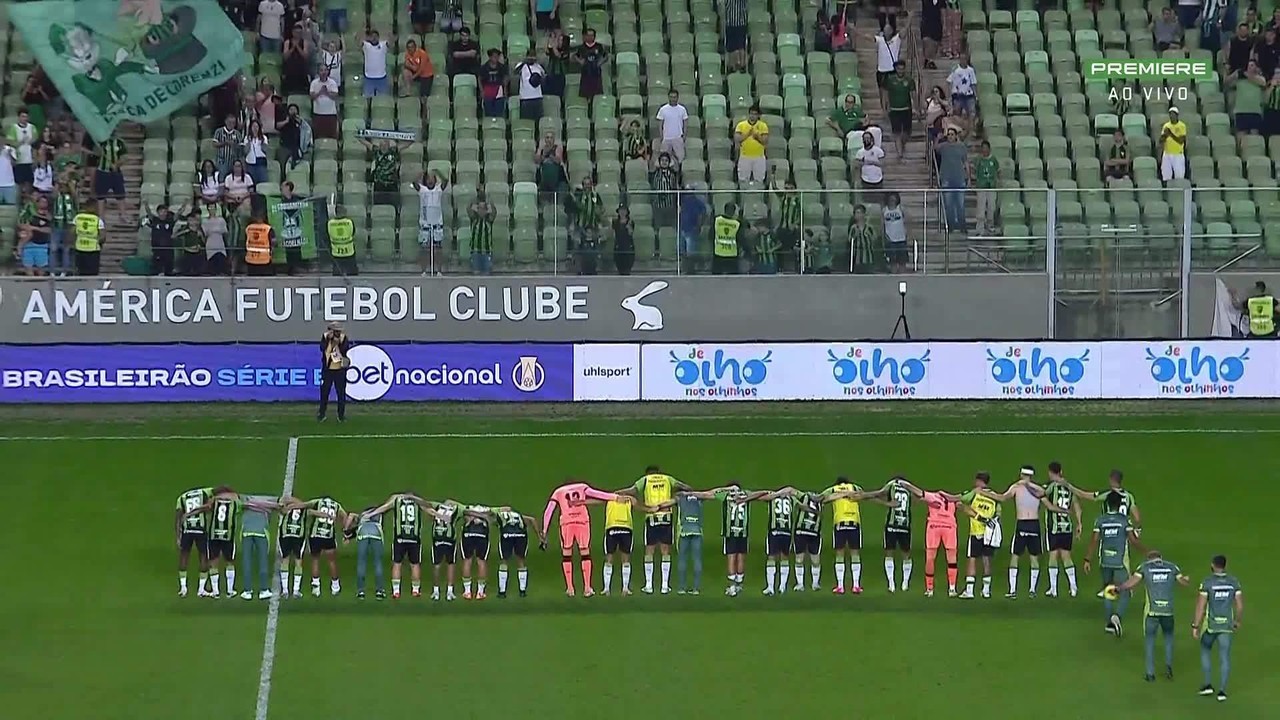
244 217 276 276
327 207 358 277
1247 282 1276 337
711 203 743 276
72 202 105 276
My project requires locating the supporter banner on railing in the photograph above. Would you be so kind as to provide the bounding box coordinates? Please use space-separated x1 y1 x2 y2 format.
1 340 1273 403
13 0 245 142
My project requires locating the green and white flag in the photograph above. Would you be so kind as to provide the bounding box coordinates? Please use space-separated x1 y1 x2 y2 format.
266 195 324 263
11 0 245 142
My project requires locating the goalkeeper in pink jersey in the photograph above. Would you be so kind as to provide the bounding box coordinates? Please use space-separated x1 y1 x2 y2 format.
543 481 626 597
895 478 971 598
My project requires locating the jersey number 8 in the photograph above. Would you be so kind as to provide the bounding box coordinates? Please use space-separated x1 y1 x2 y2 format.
215 504 229 522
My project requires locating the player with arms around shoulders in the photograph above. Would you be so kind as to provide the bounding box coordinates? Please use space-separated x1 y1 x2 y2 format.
895 478 970 597
980 465 1047 598
342 504 389 600
959 472 1002 599
817 477 884 594
760 487 802 596
1115 549 1190 682
1041 462 1083 598
180 486 249 599
427 497 464 601
1083 491 1145 637
650 485 736 594
175 485 215 597
495 506 544 598
1193 555 1243 702
1067 469 1141 596
295 495 349 597
875 476 917 593
363 492 441 599
276 496 310 599
721 485 770 596
458 504 501 600
598 491 639 595
617 465 692 595
543 479 624 597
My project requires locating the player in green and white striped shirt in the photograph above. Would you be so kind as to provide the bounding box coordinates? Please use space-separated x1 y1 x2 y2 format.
1067 469 1141 597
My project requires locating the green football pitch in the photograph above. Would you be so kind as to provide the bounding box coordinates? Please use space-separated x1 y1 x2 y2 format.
2 403 1275 720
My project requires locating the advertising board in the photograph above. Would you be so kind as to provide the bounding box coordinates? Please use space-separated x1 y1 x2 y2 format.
1 340 1275 403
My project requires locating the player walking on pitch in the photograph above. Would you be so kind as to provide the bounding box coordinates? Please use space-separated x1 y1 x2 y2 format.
1193 555 1243 702
175 486 214 597
1041 463 1082 598
543 480 624 597
1115 550 1190 681
1083 492 1144 636
495 507 544 597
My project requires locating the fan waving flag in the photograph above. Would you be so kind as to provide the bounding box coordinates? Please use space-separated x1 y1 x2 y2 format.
11 0 245 142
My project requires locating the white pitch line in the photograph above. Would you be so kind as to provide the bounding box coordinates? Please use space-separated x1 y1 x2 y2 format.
255 436 298 720
1 427 1280 443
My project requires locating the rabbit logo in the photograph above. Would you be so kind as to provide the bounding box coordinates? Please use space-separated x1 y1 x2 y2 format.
620 280 669 331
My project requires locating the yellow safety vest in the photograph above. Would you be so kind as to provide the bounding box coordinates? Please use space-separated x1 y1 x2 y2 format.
713 216 740 258
73 213 102 252
1249 296 1275 336
328 218 355 258
245 223 273 265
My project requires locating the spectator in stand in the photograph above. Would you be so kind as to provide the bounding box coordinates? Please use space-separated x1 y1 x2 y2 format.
401 39 435 99
774 178 801 272
20 76 52 134
885 60 915 160
1258 28 1280 79
925 85 951 148
448 27 481 77
1159 107 1187 181
18 194 52 276
723 0 749 72
514 49 546 121
854 132 885 194
141 200 176 276
258 0 286 53
936 127 969 234
297 7 323 62
50 173 77 276
408 0 435 33
734 104 769 186
1229 59 1266 147
1227 23 1254 75
848 204 882 274
878 0 900 35
361 28 390 97
571 176 604 275
535 131 568 198
1175 0 1202 28
623 118 650 161
576 29 609 100
828 93 865 139
882 192 908 272
479 49 509 118
440 0 464 33
972 140 999 236
612 205 635 274
1269 7 1280 33
197 159 223 203
319 37 344 89
277 103 305 170
655 91 689 164
1266 69 1280 138
310 66 340 139
91 134 127 221
678 183 707 271
362 134 409 206
649 151 680 228
1244 6 1264 36
255 80 282 136
921 0 943 69
32 149 55 195
203 206 231 275
1197 1 1226 57
243 120 270 185
208 74 243 128
175 211 206 276
281 29 313 95
875 26 902 120
213 114 244 177
8 109 36 193
1105 129 1132 185
224 160 256 209
1153 7 1185 50
942 1 962 57
533 0 560 33
0 139 15 206
544 28 570 96
37 126 58 163
323 0 349 32
413 171 448 275
468 191 496 274
947 53 977 126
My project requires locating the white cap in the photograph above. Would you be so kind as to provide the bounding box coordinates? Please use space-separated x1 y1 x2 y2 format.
1169 106 1180 114
1020 465 1035 477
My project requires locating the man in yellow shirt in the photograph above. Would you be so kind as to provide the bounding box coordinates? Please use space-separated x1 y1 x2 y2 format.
599 494 637 595
1159 107 1187 181
734 104 769 185
959 472 1002 599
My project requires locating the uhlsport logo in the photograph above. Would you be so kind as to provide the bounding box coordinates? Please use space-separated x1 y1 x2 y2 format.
987 345 1089 397
1146 344 1248 396
344 344 539 401
670 347 770 398
620 280 669 331
828 347 929 397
